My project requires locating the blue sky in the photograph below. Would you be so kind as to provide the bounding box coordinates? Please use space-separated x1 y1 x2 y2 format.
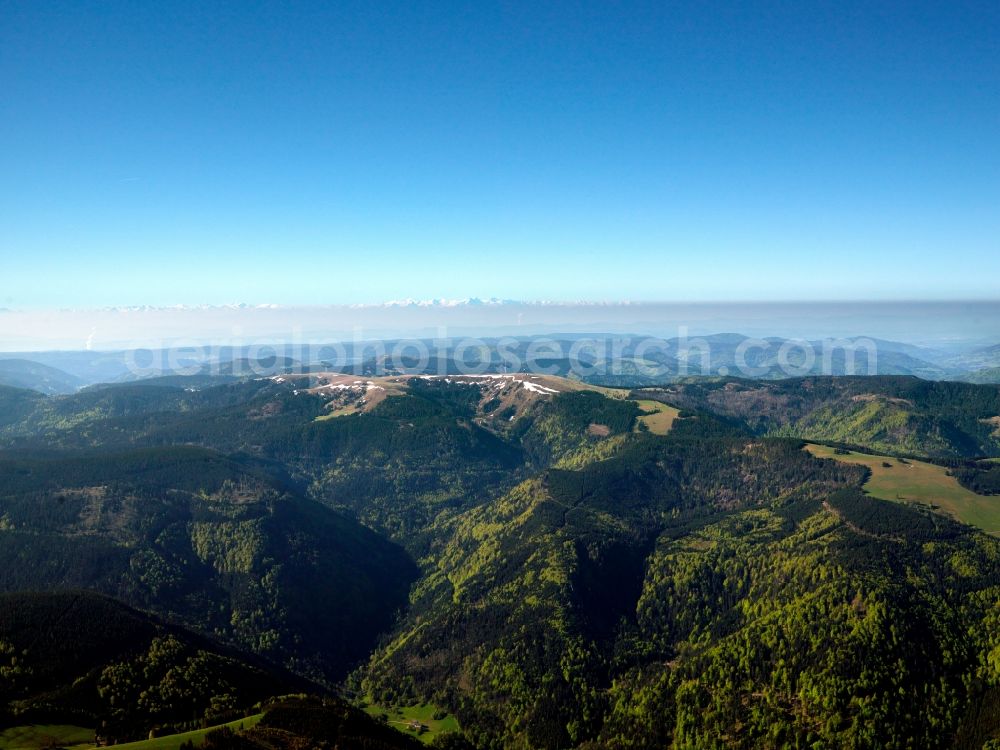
1 0 998 309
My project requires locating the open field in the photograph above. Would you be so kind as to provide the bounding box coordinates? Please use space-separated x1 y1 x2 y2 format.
634 399 680 435
0 725 93 750
78 715 263 750
805 443 1000 535
362 702 460 744
314 403 363 420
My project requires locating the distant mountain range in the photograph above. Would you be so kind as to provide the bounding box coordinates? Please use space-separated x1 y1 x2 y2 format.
3 332 999 394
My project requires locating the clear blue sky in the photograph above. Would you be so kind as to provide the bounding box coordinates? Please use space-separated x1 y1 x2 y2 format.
1 0 998 308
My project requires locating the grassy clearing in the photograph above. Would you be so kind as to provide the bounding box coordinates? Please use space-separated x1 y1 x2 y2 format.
0 725 94 750
580 384 631 399
314 403 361 420
805 443 1000 535
77 715 263 750
634 399 680 435
362 702 460 744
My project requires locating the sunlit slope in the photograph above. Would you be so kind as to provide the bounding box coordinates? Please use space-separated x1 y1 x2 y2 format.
805 442 1000 534
651 376 1000 458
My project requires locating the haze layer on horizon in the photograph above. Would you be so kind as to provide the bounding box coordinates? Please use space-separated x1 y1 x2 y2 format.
2 301 998 353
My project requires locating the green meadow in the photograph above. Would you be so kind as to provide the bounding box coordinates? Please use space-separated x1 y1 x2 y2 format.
362 702 460 744
633 399 680 435
806 443 1000 535
81 715 262 750
0 725 94 750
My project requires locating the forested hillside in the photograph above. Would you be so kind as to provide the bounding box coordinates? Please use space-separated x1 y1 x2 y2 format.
0 591 307 741
0 445 417 683
0 359 83 395
2 374 1000 748
355 422 1000 748
641 376 1000 458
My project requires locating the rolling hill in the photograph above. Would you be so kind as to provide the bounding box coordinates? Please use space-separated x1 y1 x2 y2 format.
638 375 1000 458
0 360 82 396
0 591 307 741
355 415 1000 749
0 446 418 683
0 593 427 750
